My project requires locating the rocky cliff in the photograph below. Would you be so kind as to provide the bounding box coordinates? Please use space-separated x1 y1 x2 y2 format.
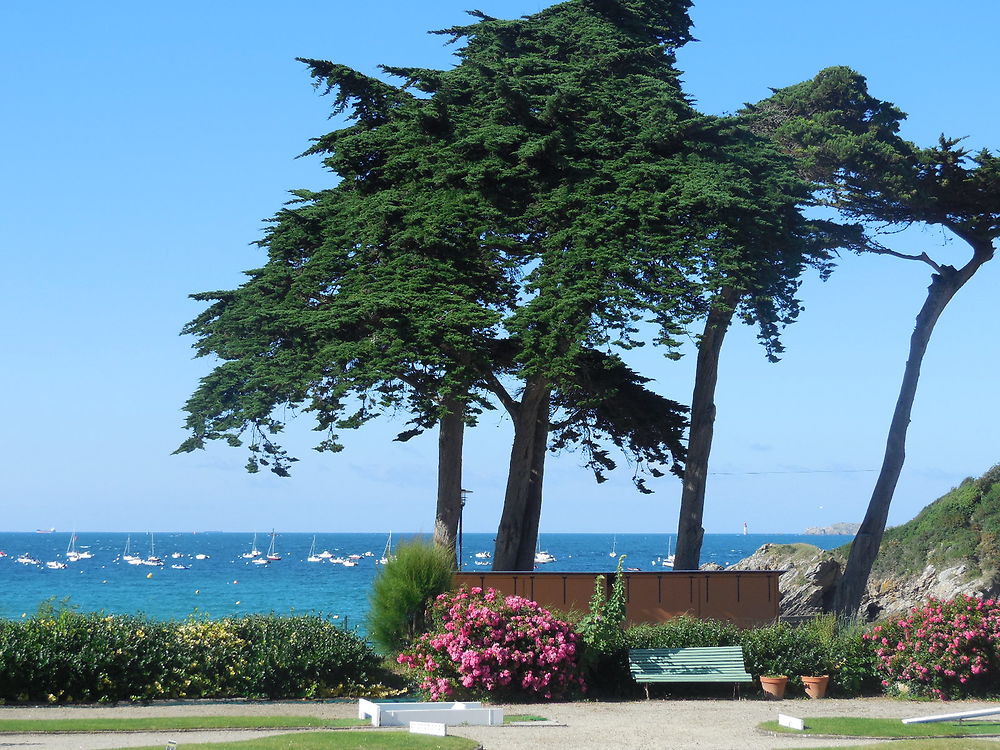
731 464 1000 620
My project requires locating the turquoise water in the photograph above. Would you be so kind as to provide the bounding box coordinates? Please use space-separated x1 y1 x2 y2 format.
0 531 847 625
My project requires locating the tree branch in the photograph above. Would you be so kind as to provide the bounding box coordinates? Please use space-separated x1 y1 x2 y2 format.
864 244 942 271
484 371 519 417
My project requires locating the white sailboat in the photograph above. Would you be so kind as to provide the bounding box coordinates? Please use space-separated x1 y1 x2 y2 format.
534 537 556 565
144 532 163 566
653 535 675 568
65 532 91 561
242 533 261 559
122 534 141 564
609 535 617 557
377 532 392 565
307 536 322 563
265 529 281 561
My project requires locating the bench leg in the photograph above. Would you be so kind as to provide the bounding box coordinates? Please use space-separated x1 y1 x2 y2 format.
644 683 650 700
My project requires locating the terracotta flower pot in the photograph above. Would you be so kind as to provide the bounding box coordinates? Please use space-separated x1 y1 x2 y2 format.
760 675 788 699
802 674 830 699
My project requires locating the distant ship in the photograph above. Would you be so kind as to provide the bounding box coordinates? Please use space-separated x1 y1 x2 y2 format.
36 528 55 534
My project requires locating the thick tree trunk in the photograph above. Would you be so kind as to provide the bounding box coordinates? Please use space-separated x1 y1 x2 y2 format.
433 396 466 559
835 261 985 616
673 287 739 570
515 389 551 567
493 376 551 571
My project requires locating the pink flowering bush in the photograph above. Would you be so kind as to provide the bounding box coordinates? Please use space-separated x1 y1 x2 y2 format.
866 595 1000 699
396 587 585 701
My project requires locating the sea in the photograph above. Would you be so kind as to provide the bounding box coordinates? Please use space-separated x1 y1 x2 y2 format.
0 532 850 630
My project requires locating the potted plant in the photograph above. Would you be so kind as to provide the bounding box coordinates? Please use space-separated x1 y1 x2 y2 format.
759 674 789 699
797 640 832 699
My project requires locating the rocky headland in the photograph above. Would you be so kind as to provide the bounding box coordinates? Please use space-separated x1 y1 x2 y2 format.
729 464 1000 620
804 522 860 535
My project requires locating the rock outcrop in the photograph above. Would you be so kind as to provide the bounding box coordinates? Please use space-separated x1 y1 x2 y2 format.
731 542 1000 620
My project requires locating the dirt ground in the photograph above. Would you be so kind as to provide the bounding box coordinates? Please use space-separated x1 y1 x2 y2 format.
0 696 997 749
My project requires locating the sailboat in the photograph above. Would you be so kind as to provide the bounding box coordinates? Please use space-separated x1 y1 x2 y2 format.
377 532 392 565
122 534 141 564
265 529 281 561
609 535 617 558
307 536 322 563
143 532 163 566
534 537 556 565
653 535 675 568
65 532 81 562
65 532 92 562
242 533 261 559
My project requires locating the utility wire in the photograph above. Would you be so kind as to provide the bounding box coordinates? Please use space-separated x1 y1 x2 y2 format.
709 468 877 476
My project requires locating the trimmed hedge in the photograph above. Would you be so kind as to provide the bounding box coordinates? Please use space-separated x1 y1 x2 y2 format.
0 608 380 703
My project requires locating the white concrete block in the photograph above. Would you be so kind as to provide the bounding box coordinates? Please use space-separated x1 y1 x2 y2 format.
778 713 804 731
410 721 448 736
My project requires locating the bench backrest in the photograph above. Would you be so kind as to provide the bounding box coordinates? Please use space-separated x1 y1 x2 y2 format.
628 646 751 680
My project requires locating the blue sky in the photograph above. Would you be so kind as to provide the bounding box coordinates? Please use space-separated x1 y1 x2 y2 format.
2 1 997 535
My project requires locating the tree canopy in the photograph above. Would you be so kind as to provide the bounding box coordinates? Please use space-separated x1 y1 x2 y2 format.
178 1 883 570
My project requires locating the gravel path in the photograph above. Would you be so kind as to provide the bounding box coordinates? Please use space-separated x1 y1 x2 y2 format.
0 697 997 749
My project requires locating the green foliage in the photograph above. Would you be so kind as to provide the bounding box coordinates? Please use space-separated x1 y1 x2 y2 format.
796 614 880 696
366 540 456 653
574 556 629 693
872 464 1000 579
229 614 379 699
0 607 379 704
625 616 741 649
739 622 827 682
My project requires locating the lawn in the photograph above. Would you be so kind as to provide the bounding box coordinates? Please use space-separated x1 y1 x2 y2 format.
761 716 1000 738
788 740 1000 750
0 716 368 733
121 733 479 750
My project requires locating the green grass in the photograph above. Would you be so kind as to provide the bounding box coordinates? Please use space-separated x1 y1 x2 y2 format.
760 716 1000 738
123 733 479 750
789 740 1000 750
0 716 368 733
504 714 547 723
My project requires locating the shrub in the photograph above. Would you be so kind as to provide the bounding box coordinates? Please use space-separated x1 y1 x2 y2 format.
796 614 879 696
367 539 456 653
867 595 1000 699
575 557 629 693
230 614 379 699
397 586 584 701
626 617 740 649
739 622 826 683
0 606 381 703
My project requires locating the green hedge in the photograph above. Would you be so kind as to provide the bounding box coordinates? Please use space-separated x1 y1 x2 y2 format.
0 608 380 703
616 615 880 698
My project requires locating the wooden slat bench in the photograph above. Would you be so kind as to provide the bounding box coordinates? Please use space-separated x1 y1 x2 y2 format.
628 646 753 699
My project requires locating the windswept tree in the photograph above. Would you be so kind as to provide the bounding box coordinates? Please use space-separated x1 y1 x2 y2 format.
178 1 697 563
745 66 1000 614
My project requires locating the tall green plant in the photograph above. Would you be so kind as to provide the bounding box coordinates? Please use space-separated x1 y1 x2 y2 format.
575 556 629 692
366 540 455 653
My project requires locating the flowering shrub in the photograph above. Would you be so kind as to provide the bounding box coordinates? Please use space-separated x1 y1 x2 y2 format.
397 587 584 701
866 595 1000 699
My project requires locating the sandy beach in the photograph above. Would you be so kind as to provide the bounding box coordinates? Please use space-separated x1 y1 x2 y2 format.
1 696 998 749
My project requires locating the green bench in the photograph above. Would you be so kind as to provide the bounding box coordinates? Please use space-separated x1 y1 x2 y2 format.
628 646 753 699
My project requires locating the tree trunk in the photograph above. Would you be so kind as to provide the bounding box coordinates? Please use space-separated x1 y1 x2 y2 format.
515 389 551 567
433 396 465 560
493 376 551 570
673 287 739 570
835 262 984 616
